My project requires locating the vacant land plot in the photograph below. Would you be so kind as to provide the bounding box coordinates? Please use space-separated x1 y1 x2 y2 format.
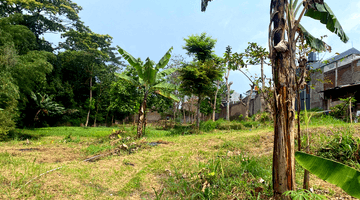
0 122 358 199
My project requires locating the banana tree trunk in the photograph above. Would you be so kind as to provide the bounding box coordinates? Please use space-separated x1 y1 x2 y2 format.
270 0 296 199
137 90 148 138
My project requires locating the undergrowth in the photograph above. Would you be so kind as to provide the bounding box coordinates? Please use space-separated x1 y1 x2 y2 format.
161 154 273 199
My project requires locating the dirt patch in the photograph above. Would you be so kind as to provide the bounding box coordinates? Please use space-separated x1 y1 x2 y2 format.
1 146 83 163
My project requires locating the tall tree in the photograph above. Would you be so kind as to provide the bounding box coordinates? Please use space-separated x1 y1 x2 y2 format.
0 0 82 50
223 45 239 120
0 43 19 137
117 46 179 138
201 0 348 198
60 29 119 127
182 33 221 127
244 42 270 112
179 60 223 128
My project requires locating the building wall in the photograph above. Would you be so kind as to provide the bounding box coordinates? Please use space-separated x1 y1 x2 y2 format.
230 102 247 120
310 70 324 109
323 70 335 90
217 101 247 120
310 56 360 110
338 63 352 86
352 60 360 83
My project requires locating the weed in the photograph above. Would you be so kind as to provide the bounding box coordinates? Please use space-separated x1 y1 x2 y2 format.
283 189 326 200
317 126 360 168
162 155 272 199
85 144 113 155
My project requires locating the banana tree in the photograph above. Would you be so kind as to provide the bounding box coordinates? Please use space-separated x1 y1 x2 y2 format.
116 46 179 138
201 0 348 199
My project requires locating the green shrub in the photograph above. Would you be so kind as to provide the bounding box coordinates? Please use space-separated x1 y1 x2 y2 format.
199 120 220 132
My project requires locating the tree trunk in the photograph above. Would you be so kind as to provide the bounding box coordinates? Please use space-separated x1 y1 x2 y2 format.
350 99 352 123
303 111 310 190
296 83 301 152
213 81 220 121
225 69 231 121
183 99 186 124
196 95 201 128
270 0 295 199
260 58 265 112
93 83 103 127
137 91 148 138
246 84 255 118
85 75 92 127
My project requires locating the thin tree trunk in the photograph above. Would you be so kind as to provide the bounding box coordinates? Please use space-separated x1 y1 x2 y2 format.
260 58 265 112
246 84 255 117
350 99 352 123
271 0 295 199
225 69 231 121
196 95 201 129
93 83 103 127
213 81 220 121
296 83 301 151
85 74 93 127
183 100 186 124
303 115 310 190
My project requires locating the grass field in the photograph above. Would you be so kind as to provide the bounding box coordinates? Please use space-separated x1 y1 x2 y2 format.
0 115 358 199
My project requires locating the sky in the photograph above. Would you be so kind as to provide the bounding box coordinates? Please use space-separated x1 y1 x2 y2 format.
45 0 360 97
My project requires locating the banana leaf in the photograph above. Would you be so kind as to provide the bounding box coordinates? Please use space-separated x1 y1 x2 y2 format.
115 73 140 87
117 46 143 78
155 47 173 70
295 151 360 198
305 2 349 43
298 24 326 52
201 0 212 12
143 58 157 85
152 82 176 91
156 90 179 102
157 68 177 79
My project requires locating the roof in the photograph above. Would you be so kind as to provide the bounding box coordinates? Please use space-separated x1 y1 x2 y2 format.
309 47 360 69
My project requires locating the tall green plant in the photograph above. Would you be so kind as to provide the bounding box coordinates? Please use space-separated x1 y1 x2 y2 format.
116 46 179 138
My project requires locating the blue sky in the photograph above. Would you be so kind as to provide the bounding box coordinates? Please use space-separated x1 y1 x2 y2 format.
45 0 360 96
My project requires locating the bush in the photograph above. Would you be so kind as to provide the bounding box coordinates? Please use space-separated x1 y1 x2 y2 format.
199 120 220 132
